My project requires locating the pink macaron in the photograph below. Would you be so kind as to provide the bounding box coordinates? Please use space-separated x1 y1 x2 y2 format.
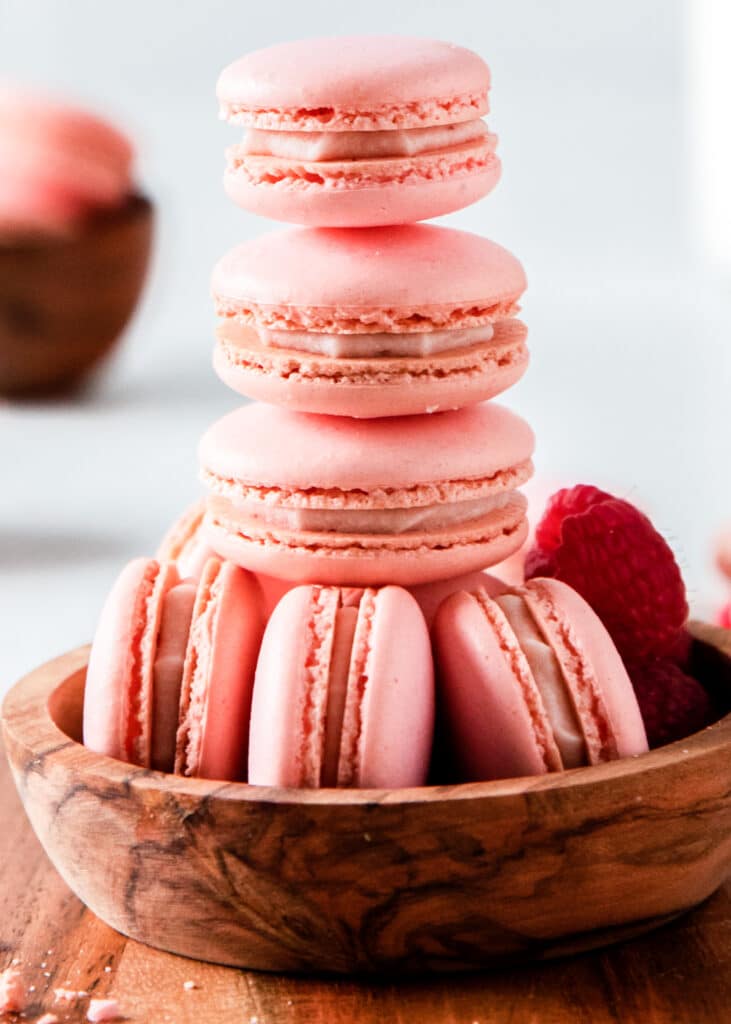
248 585 434 787
156 500 216 580
212 225 527 418
217 36 499 227
83 556 264 780
0 86 134 238
433 577 649 782
199 401 534 587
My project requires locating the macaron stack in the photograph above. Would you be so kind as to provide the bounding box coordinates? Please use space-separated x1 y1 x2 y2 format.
85 36 651 788
198 36 535 784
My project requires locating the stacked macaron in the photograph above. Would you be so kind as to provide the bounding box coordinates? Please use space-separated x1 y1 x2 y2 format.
84 36 650 788
201 37 535 787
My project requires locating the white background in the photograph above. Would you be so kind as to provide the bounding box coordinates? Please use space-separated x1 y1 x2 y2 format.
1 0 730 691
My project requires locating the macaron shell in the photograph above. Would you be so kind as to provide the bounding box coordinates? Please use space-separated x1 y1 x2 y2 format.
175 559 264 780
222 159 500 228
248 585 339 787
433 590 561 781
199 402 534 494
212 226 525 327
0 87 133 231
409 570 507 627
156 500 215 579
338 587 434 788
202 495 528 587
217 37 489 130
521 578 649 761
83 558 180 765
213 318 527 417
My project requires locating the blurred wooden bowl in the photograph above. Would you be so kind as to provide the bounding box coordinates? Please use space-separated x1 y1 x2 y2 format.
0 194 153 397
2 623 731 975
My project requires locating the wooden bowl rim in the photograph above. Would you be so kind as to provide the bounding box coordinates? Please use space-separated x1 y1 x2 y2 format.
3 623 731 809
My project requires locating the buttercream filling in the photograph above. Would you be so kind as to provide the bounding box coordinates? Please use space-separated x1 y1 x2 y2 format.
209 492 516 536
256 323 496 358
495 594 586 769
241 120 490 161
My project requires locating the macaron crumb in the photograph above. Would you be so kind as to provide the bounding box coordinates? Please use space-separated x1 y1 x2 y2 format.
54 987 84 1004
37 1013 59 1024
0 966 26 1013
87 997 122 1022
183 980 197 990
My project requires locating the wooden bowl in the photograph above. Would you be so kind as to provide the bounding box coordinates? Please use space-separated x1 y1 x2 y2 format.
0 194 153 397
3 623 731 975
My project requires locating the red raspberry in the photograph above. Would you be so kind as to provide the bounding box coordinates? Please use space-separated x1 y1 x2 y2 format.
628 658 711 748
718 602 731 630
525 485 688 661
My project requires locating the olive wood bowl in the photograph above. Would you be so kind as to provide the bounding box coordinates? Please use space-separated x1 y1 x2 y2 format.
3 623 731 975
0 194 153 397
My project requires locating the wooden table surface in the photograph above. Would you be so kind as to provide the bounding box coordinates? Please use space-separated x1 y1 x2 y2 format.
2 740 730 1024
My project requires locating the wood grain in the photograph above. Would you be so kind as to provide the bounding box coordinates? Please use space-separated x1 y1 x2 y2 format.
3 625 731 980
1 735 731 1023
0 194 152 397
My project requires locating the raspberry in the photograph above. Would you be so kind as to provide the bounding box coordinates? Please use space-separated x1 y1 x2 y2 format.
628 658 711 748
718 601 731 630
525 485 688 661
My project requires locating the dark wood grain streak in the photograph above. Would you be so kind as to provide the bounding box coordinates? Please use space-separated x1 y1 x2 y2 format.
3 626 731 982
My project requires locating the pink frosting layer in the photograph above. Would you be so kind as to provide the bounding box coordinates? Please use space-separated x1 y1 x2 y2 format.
212 225 525 333
242 121 490 161
211 491 517 536
217 37 489 131
495 593 585 769
227 137 496 191
258 323 495 358
214 320 528 418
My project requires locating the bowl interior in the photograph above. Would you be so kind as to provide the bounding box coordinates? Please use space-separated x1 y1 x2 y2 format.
48 667 86 743
41 625 731 795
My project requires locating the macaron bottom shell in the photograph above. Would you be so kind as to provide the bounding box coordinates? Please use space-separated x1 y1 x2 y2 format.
222 159 500 228
213 318 528 418
202 496 529 587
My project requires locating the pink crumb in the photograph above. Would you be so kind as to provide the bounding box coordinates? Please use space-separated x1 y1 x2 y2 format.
87 997 122 1022
53 987 80 1004
37 1014 59 1024
0 967 26 1013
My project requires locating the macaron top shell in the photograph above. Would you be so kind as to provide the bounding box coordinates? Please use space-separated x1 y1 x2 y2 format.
199 402 534 497
217 37 490 131
0 85 134 227
212 226 526 333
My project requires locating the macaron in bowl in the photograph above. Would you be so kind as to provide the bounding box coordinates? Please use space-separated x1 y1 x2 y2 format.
433 578 649 782
213 225 528 418
248 584 434 788
217 36 500 227
0 86 152 396
83 556 265 781
199 401 534 587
